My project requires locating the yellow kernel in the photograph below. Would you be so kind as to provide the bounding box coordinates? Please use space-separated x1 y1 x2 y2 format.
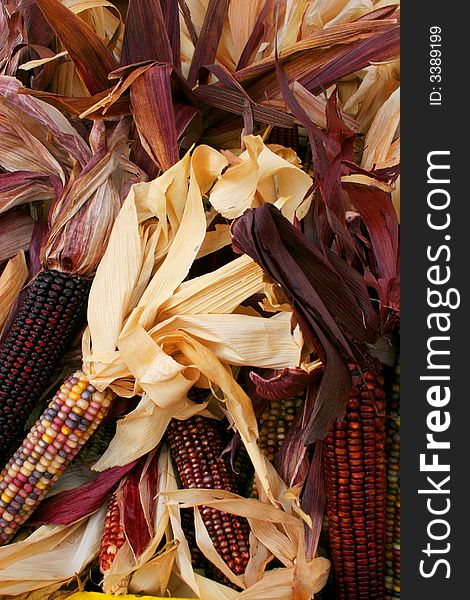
71 384 83 394
61 425 71 436
1 494 11 504
42 434 53 444
36 481 47 490
69 392 80 401
72 407 84 416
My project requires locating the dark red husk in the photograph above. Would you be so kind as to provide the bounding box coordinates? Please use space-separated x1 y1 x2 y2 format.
29 461 139 526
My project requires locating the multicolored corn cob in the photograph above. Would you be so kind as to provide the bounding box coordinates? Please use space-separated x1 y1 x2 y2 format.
0 270 91 466
166 415 250 579
323 357 386 600
268 125 300 152
247 393 304 498
0 370 114 544
258 394 304 462
99 490 127 574
385 361 400 600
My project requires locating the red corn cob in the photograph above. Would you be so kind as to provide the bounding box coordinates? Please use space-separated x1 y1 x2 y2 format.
166 415 250 580
323 357 386 600
385 360 400 599
99 490 127 574
0 270 91 466
0 370 114 544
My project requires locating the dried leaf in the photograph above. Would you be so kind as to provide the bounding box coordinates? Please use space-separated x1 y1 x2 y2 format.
0 252 28 330
249 366 320 401
0 210 35 266
122 0 173 65
29 462 138 526
362 86 400 171
209 135 312 221
188 0 231 87
291 81 359 132
130 63 179 172
35 0 118 94
0 508 106 595
301 441 325 560
42 119 136 275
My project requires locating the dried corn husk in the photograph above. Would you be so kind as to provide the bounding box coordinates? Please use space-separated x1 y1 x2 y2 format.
0 251 28 330
83 139 309 485
361 86 400 171
0 507 106 595
209 135 313 220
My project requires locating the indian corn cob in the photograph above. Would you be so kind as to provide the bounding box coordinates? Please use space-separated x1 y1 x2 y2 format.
258 394 304 462
99 490 127 574
80 418 117 463
0 271 91 466
247 393 304 498
268 125 300 153
385 361 400 599
323 357 386 600
0 370 114 545
166 414 250 579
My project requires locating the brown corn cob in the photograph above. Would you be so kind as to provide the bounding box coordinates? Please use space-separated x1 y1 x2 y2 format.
99 490 127 574
0 370 114 544
385 361 400 600
0 270 91 466
323 357 386 600
166 415 250 579
268 125 300 152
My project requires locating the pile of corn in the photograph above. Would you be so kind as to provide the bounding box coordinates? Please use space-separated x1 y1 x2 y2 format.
0 1 399 596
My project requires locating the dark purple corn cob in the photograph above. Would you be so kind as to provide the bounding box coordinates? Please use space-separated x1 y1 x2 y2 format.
166 414 250 581
323 357 386 600
268 124 300 152
0 270 91 466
